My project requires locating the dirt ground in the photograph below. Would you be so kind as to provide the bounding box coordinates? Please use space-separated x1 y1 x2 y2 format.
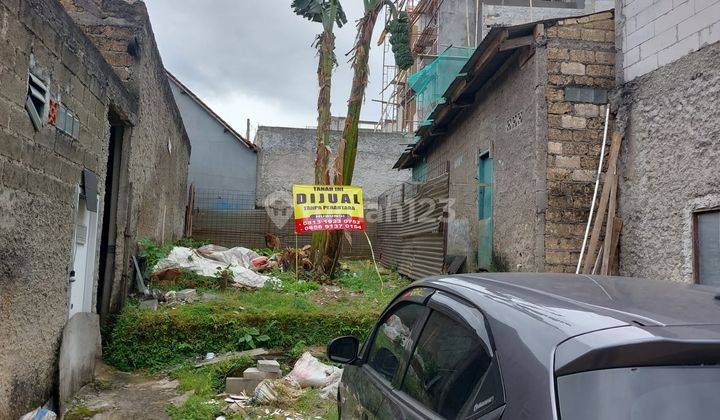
65 362 190 420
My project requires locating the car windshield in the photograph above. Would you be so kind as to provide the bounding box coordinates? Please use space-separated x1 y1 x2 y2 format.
557 366 720 420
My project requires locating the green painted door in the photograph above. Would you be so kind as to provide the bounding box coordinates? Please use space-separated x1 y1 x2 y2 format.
477 151 493 270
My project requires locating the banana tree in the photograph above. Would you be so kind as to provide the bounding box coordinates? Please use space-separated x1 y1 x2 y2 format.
320 0 411 276
292 0 347 272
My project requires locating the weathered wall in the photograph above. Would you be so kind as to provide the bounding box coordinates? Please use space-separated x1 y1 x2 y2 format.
543 11 616 272
255 126 411 207
60 0 191 311
616 40 720 283
480 0 614 38
168 76 257 205
0 0 136 416
438 0 479 49
424 48 546 273
616 0 720 82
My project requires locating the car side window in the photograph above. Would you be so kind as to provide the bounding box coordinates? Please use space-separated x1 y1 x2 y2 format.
400 309 492 419
366 302 425 382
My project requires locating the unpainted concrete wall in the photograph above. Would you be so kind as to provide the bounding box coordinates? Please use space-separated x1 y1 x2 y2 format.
617 40 720 283
0 0 136 416
424 49 546 273
616 0 720 82
481 0 614 39
168 77 257 204
255 127 411 207
60 0 191 311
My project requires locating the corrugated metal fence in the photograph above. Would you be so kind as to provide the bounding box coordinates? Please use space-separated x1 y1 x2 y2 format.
377 171 450 279
190 188 376 258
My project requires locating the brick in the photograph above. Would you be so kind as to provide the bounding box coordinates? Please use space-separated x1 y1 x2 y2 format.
545 222 585 237
546 208 588 224
654 1 693 34
549 74 573 86
546 236 581 250
581 29 608 42
572 130 603 142
561 115 587 129
561 62 586 75
595 51 615 64
0 129 24 160
243 367 279 380
569 49 595 63
625 54 659 81
571 169 596 182
555 155 582 169
548 142 563 155
1 160 27 189
640 27 678 59
699 20 720 46
586 64 614 77
625 24 655 50
574 103 599 117
581 156 599 169
558 27 582 40
55 133 84 164
573 75 595 86
548 129 573 141
0 70 26 104
562 143 589 155
624 45 641 66
658 33 700 67
583 20 616 31
587 117 607 130
678 3 720 40
546 88 564 102
549 102 572 115
257 359 281 373
547 167 570 180
548 114 562 128
547 47 570 60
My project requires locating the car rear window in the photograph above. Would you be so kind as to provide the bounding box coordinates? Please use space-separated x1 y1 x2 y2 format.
557 366 720 420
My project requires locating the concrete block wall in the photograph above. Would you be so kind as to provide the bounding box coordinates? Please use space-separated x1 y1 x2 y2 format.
0 0 138 416
618 0 720 81
544 11 616 272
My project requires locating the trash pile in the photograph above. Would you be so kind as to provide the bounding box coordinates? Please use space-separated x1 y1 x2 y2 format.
215 352 343 419
151 245 279 289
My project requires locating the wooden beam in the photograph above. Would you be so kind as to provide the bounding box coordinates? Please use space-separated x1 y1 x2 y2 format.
499 35 535 52
534 23 545 40
582 132 623 274
609 216 623 275
601 176 618 275
448 30 508 104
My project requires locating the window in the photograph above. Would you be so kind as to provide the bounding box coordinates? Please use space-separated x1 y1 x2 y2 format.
55 103 81 139
25 72 48 131
401 310 492 419
557 366 720 420
367 303 424 382
694 209 720 286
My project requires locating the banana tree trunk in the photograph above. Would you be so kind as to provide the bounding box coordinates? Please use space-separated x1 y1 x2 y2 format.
320 6 383 276
311 30 335 273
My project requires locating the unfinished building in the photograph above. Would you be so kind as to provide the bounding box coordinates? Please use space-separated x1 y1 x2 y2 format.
376 0 613 133
0 0 190 416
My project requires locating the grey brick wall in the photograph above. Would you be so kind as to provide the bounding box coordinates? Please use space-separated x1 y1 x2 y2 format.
618 0 720 81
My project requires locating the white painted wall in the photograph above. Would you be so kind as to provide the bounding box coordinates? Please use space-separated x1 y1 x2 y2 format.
619 0 720 81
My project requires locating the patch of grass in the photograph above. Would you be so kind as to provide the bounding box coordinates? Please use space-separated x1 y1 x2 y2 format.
65 404 105 420
105 260 409 371
171 355 254 395
166 394 224 420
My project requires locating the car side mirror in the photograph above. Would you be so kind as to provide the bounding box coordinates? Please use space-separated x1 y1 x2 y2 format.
327 336 360 364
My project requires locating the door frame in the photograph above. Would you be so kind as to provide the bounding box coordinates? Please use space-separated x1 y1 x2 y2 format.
69 185 100 317
477 150 493 270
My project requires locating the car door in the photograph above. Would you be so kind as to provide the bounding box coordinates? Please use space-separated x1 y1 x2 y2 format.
340 287 434 419
376 291 506 420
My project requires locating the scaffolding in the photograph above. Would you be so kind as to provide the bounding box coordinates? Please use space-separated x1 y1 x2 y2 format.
374 0 447 133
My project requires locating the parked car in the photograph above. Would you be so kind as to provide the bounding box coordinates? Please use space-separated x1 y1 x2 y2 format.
327 273 720 419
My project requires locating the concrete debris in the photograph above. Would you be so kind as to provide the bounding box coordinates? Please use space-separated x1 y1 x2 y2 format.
252 379 278 404
226 377 261 395
176 288 199 302
243 367 280 380
257 359 281 373
193 348 268 368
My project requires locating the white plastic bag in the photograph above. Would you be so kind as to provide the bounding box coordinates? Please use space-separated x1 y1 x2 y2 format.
285 352 343 389
20 407 56 420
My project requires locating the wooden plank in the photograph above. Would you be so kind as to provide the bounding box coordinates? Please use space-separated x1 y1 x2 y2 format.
592 246 603 275
601 176 618 275
582 132 623 274
609 216 623 275
499 35 535 52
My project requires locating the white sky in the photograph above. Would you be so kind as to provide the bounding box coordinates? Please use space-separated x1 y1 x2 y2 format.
145 0 391 139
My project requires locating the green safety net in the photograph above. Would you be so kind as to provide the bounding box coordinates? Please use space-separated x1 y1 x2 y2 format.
407 46 474 128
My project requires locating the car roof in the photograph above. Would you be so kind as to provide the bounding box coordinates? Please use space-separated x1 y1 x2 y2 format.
412 273 720 419
420 273 720 332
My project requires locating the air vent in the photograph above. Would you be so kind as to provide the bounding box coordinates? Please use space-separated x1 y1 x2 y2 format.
26 72 48 131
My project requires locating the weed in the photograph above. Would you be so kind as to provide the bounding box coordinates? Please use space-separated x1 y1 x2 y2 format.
65 404 105 420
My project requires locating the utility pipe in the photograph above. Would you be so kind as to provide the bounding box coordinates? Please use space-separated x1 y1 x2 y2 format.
576 105 611 274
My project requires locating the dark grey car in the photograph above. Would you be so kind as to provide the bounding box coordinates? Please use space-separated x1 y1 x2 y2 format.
327 273 720 420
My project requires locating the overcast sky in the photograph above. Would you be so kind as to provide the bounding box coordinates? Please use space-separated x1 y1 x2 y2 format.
145 1 390 138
